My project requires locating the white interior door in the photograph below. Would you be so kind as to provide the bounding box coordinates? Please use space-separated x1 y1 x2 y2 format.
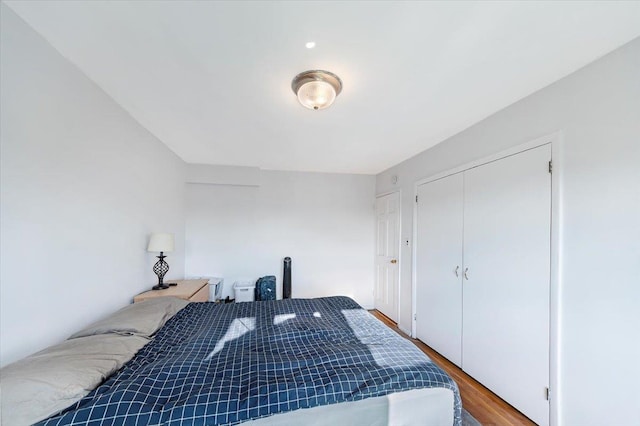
415 173 464 366
375 192 399 321
463 145 551 426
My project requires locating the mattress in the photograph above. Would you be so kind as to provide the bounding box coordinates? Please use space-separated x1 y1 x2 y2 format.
39 296 461 425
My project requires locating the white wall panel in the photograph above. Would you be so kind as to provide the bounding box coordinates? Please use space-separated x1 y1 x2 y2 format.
0 6 186 367
185 170 375 307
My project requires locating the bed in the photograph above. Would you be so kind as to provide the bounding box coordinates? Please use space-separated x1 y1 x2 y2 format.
2 296 461 425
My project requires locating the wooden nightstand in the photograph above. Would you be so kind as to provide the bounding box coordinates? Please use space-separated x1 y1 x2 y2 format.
134 279 209 303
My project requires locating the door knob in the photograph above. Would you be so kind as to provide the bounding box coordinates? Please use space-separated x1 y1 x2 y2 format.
390 259 397 264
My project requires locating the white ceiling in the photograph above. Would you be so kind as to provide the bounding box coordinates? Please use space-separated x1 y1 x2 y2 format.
5 1 640 174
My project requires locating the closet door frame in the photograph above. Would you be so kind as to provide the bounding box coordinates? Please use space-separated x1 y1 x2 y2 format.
411 131 563 426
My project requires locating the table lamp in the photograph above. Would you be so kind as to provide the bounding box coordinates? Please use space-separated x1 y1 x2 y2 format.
147 233 174 290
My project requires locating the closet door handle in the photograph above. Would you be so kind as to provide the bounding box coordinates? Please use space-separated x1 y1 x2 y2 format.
454 266 459 277
464 268 469 281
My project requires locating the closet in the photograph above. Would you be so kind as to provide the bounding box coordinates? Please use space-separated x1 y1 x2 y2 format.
415 144 551 426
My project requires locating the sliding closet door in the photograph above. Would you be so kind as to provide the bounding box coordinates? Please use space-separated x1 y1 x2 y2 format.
462 144 551 426
416 173 463 367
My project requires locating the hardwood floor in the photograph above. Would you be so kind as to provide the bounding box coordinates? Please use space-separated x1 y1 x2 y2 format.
371 310 536 426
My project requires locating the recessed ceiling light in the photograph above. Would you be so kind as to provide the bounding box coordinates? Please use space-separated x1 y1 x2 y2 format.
305 41 316 49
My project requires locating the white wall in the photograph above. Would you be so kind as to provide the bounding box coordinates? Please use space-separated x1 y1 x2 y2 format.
377 38 640 425
0 6 186 367
185 167 376 307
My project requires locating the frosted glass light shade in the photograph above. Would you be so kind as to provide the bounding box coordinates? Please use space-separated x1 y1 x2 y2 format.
291 70 342 111
297 81 336 110
147 233 174 253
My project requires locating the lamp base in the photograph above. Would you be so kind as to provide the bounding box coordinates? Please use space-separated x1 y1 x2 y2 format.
152 284 169 290
152 251 171 291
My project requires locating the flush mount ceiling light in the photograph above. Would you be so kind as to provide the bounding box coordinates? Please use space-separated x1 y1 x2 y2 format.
291 70 342 110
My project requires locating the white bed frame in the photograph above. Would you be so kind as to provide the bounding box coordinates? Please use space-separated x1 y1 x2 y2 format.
244 388 455 426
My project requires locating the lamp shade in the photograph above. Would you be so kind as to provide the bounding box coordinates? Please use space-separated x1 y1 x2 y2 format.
147 233 174 253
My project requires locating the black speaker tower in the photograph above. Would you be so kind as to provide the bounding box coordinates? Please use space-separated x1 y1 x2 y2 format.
283 257 292 299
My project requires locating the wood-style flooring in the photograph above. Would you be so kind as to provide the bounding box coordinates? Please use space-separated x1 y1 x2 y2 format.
371 310 536 426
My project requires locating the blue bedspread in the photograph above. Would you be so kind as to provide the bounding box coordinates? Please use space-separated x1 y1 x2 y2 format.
40 296 461 425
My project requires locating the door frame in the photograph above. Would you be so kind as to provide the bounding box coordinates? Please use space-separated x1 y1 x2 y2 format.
374 190 402 323
411 131 563 426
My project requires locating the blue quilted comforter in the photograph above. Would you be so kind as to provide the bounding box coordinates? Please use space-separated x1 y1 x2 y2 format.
40 296 461 425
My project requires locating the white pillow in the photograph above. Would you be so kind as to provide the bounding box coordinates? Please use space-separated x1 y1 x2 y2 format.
0 334 149 426
69 296 189 339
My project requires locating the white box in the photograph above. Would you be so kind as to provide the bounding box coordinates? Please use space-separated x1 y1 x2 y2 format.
234 281 255 303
